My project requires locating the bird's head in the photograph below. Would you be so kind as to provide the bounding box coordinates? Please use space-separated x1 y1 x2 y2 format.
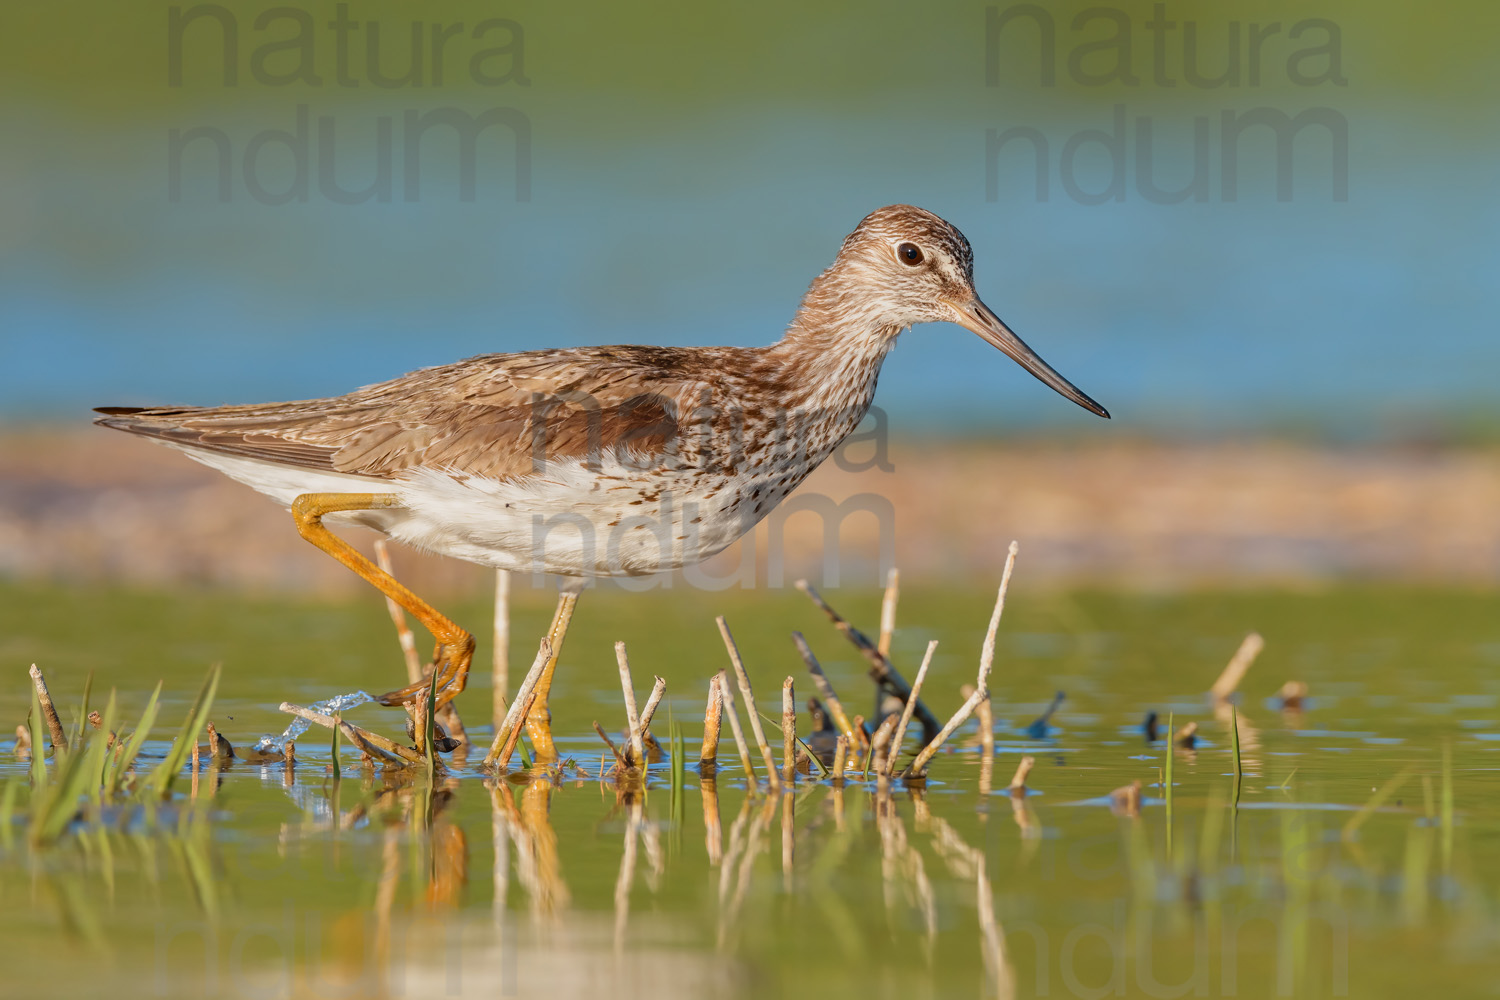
834 204 1109 419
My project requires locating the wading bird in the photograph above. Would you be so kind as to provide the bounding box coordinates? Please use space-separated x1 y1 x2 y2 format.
95 205 1108 760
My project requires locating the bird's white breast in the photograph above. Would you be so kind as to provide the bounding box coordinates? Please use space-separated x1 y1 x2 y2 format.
167 443 802 578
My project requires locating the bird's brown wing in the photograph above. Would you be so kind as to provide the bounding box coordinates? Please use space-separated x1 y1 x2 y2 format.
94 347 725 481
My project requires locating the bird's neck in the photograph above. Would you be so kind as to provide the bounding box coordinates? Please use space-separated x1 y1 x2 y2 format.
765 268 902 410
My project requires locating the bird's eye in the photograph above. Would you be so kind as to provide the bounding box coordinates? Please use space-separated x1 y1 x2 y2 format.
896 242 924 266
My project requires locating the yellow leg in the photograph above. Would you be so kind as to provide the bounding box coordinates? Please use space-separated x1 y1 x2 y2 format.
289 493 475 709
523 591 579 762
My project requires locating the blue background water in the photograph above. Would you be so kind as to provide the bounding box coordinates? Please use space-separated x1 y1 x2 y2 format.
2 2 1494 436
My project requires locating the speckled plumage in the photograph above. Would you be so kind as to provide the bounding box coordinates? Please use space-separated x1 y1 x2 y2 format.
96 205 1105 579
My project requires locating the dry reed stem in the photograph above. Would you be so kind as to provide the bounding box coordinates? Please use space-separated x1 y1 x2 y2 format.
1175 722 1199 748
781 678 796 785
593 721 628 770
339 719 411 766
1110 780 1143 818
27 664 66 748
483 637 553 768
635 676 667 747
886 640 939 778
716 674 758 788
493 568 511 716
831 734 848 782
279 702 424 765
412 693 430 757
699 672 724 770
615 642 645 766
716 617 781 789
1008 755 1034 792
850 714 870 759
206 721 234 760
868 713 899 779
877 567 900 658
1211 632 1265 702
494 692 534 769
792 581 941 742
963 683 997 759
977 541 1019 696
790 632 859 745
906 687 989 778
373 539 423 684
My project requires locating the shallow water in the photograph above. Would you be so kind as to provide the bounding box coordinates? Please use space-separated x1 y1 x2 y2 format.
2 582 1499 998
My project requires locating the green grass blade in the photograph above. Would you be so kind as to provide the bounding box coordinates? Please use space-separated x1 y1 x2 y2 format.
33 721 110 844
109 681 163 794
70 669 95 749
0 778 19 850
331 714 342 781
147 664 221 797
1230 706 1243 811
1342 766 1415 842
757 710 830 778
29 685 49 790
88 691 119 806
670 721 686 824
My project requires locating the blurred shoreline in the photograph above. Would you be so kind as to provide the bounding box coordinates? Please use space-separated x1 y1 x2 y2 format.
1 427 1496 593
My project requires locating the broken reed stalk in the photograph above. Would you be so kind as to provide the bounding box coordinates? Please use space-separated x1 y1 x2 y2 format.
493 567 511 718
716 674 759 789
866 714 899 780
877 567 900 659
885 640 939 778
413 687 430 758
615 642 646 767
593 721 628 772
905 687 989 779
1008 755 1034 793
635 676 667 747
1212 632 1265 702
976 541 1019 696
279 702 424 766
699 672 724 771
373 539 423 684
793 580 942 743
781 678 796 784
483 637 553 769
849 714 870 761
716 617 781 789
791 632 859 746
831 734 848 782
28 665 67 749
339 718 407 766
964 683 996 760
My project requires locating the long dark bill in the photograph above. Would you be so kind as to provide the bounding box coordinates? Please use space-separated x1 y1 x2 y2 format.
952 298 1110 419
